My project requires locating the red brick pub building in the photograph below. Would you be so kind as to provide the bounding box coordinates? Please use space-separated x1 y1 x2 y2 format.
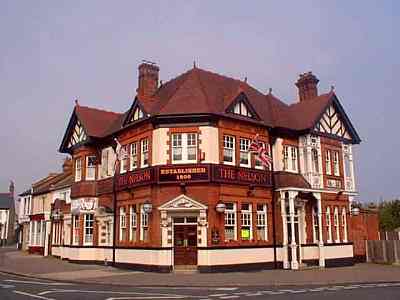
54 62 361 272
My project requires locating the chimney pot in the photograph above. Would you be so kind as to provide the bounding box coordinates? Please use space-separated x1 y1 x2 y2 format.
295 71 319 102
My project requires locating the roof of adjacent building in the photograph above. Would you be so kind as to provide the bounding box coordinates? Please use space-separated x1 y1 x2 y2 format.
32 172 72 196
60 65 360 152
274 172 311 189
0 193 14 210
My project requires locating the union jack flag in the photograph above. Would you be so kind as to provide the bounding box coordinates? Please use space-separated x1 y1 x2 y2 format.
114 138 128 161
249 134 272 168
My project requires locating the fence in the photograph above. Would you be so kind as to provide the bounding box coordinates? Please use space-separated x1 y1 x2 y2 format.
379 230 400 240
366 240 400 264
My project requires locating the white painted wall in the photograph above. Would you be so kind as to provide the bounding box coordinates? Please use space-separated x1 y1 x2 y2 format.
152 128 169 166
199 126 219 164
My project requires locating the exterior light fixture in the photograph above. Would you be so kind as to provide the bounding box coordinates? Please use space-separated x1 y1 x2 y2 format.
351 207 360 216
215 202 226 213
143 201 153 214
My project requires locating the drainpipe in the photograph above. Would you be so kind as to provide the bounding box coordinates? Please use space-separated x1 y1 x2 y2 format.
269 132 278 269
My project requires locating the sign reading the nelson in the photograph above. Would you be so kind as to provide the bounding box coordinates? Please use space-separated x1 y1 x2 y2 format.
116 168 154 190
213 165 272 186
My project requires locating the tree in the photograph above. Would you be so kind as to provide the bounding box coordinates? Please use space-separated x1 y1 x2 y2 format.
379 199 400 231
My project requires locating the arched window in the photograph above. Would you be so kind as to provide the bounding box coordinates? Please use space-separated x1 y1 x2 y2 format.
326 207 332 243
342 207 348 242
334 207 340 242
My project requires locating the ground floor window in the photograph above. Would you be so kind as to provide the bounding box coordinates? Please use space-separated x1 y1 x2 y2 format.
224 203 237 241
312 206 319 243
256 204 268 241
30 220 45 247
84 214 94 245
140 205 149 242
342 207 348 242
52 222 63 245
240 203 252 240
119 207 126 241
130 205 137 242
72 215 80 245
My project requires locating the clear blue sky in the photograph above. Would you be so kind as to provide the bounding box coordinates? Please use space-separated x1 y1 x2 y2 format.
0 1 399 201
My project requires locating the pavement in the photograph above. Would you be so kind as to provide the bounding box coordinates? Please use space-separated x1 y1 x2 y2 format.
1 246 400 288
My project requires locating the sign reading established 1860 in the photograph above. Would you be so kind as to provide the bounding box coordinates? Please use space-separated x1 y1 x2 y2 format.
158 166 210 183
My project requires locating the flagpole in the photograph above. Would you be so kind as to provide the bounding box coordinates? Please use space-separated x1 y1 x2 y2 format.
269 135 278 269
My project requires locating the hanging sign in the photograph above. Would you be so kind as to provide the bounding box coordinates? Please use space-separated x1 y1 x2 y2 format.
71 198 98 213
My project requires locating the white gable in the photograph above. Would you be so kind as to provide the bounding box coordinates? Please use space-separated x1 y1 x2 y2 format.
129 106 144 123
315 105 351 140
158 194 208 211
67 120 87 148
232 101 253 118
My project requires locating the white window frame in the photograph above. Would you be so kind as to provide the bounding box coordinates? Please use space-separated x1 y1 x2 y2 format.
171 133 198 164
334 207 340 243
239 138 251 168
130 205 137 242
333 151 340 176
83 213 94 245
233 101 252 117
72 215 80 245
140 205 149 241
312 206 319 243
291 147 298 172
283 146 289 170
326 207 332 243
141 139 149 168
119 145 128 174
75 158 82 182
312 148 319 173
224 203 237 241
325 150 332 175
130 142 138 171
342 207 348 242
223 135 235 165
256 204 268 241
240 203 252 240
119 207 126 241
283 145 298 172
86 156 96 180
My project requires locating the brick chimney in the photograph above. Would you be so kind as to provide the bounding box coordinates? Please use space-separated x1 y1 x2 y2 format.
62 157 73 174
137 62 159 99
295 72 319 102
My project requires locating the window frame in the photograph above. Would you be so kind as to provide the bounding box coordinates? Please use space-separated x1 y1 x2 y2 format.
333 151 340 176
141 139 149 168
224 202 237 241
326 207 332 243
86 155 96 181
83 213 94 246
239 138 251 168
119 207 126 241
325 150 332 175
256 204 268 241
130 142 138 171
240 203 252 240
75 158 82 182
130 205 137 242
223 135 235 165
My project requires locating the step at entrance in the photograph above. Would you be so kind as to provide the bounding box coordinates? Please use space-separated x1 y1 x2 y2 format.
173 265 198 273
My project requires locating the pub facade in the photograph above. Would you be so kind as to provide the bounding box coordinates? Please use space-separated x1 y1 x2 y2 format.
54 62 360 272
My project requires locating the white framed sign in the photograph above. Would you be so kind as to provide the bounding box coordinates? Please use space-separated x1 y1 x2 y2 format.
71 198 98 213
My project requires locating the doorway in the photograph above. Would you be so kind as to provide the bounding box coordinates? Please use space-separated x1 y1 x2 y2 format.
173 224 197 266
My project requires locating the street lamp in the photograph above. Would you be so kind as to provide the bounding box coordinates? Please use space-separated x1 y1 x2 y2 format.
351 207 360 216
215 202 226 213
143 201 153 214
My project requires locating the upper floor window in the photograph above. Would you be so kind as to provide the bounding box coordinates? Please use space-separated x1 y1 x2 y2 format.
141 139 149 168
233 101 253 118
172 133 197 163
333 151 340 176
325 150 332 175
224 203 237 241
130 142 138 170
239 138 250 167
101 147 115 178
86 156 96 180
312 149 319 173
75 158 82 182
132 107 144 121
120 145 128 174
283 146 298 172
223 135 235 165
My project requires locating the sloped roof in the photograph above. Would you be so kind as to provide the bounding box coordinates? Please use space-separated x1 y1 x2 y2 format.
59 66 360 152
274 172 311 189
32 172 72 195
0 193 14 209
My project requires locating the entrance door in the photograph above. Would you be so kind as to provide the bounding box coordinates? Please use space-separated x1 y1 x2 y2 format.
174 225 197 265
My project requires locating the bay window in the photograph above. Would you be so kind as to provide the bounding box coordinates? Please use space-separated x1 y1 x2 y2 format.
325 150 332 175
240 203 252 240
224 203 237 241
283 145 298 172
283 146 289 170
141 139 149 168
119 207 126 241
130 205 137 242
312 149 319 173
334 207 340 242
75 158 82 182
291 147 298 171
256 204 268 241
223 135 235 165
120 146 128 174
333 151 340 176
326 207 332 243
239 138 250 167
86 156 96 180
84 214 94 245
130 142 138 170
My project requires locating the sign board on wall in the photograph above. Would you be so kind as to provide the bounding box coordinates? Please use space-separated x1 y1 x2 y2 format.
116 168 154 191
71 198 98 213
158 166 210 183
212 165 272 186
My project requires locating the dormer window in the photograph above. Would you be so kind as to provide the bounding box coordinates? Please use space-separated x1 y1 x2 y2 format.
131 107 144 122
233 101 253 118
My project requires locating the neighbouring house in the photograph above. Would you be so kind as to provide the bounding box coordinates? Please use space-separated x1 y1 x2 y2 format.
18 188 32 250
0 182 16 246
54 62 362 272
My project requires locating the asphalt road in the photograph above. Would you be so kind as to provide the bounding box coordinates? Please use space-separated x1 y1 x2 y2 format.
0 272 400 300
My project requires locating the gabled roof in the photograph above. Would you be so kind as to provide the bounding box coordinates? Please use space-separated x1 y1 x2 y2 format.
0 193 14 209
58 65 361 150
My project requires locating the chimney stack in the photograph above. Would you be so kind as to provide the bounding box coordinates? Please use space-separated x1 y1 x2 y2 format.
295 72 319 102
137 62 159 99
